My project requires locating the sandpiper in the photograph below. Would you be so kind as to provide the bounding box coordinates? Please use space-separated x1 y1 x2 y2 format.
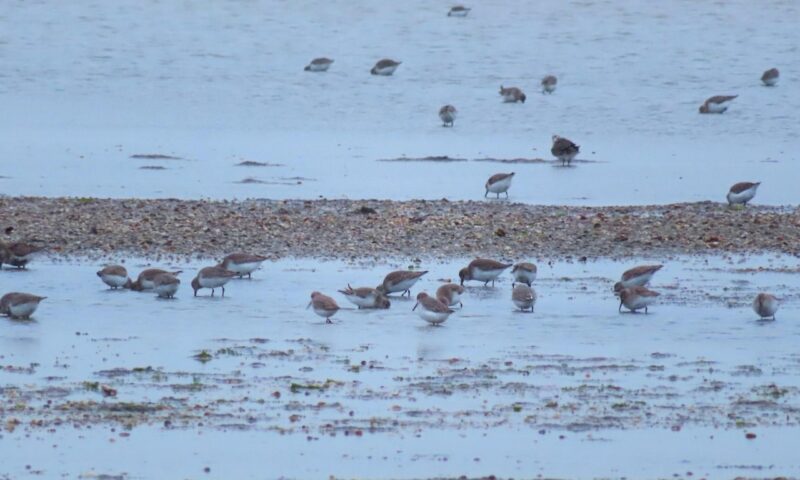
511 262 537 286
153 273 180 299
308 291 340 323
96 265 130 289
376 270 428 296
126 268 183 291
613 264 663 292
371 59 401 76
541 75 557 94
699 95 737 114
338 285 391 309
412 292 454 325
436 283 465 308
618 286 660 314
761 68 779 86
727 182 760 206
0 292 46 319
485 172 514 198
447 5 470 16
218 253 268 279
512 284 536 312
305 57 334 72
499 86 526 103
753 292 779 320
551 135 580 166
439 105 457 127
0 241 45 269
459 258 513 287
191 266 237 297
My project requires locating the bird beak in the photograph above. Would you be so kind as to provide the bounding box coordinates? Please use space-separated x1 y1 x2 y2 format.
412 302 418 311
306 301 312 309
618 300 623 312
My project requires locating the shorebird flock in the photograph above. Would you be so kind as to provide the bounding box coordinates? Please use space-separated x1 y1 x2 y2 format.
0 6 784 325
301 6 779 202
0 244 781 325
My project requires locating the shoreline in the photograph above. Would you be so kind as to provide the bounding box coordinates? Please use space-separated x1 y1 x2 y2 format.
1 196 799 261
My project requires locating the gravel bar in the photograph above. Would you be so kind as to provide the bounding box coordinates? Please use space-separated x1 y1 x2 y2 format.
1 197 799 260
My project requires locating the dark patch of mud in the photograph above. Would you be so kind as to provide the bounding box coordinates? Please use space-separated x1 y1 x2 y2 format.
235 160 284 167
130 154 183 160
378 156 468 163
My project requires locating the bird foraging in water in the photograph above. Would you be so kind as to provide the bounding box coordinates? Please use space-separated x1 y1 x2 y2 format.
761 68 779 86
485 172 514 198
308 291 340 323
0 292 46 319
753 292 778 320
439 105 457 127
512 284 536 312
304 57 334 72
96 265 130 289
370 59 401 76
338 285 390 309
541 75 557 94
727 182 760 206
613 265 663 292
699 95 737 114
459 259 513 287
436 283 465 308
499 85 526 103
191 266 237 297
551 135 580 166
412 292 454 325
376 270 428 297
511 262 537 286
618 286 660 313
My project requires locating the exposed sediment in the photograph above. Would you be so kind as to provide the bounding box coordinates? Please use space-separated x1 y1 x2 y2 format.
1 197 799 260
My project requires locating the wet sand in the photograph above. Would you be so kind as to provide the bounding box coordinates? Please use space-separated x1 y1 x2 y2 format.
2 197 799 261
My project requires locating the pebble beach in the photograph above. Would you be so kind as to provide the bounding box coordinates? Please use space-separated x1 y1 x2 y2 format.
2 197 799 261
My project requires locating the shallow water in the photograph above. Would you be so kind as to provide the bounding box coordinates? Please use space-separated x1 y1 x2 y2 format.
1 0 799 204
1 255 799 477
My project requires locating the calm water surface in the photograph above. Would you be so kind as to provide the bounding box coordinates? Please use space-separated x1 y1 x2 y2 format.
0 0 798 204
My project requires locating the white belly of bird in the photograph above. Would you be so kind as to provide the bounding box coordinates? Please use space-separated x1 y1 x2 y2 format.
226 261 262 275
445 291 462 306
313 307 335 318
501 93 519 103
100 274 128 288
543 84 556 93
307 63 330 72
620 272 654 289
514 270 536 285
448 10 469 17
373 65 398 75
154 283 178 298
706 102 729 113
9 302 39 318
471 267 506 282
513 298 534 310
417 308 450 325
727 187 757 204
199 275 231 289
487 177 512 193
625 296 656 311
386 277 420 293
344 292 377 308
754 297 778 317
763 77 778 86
440 111 456 123
140 278 157 290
